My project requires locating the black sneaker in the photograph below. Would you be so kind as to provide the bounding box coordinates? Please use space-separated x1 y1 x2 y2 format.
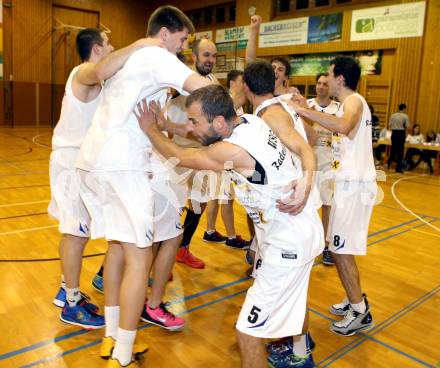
322 248 334 266
203 230 226 243
226 235 249 250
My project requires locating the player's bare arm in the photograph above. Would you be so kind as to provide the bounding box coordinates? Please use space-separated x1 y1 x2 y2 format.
289 94 362 138
75 38 157 86
261 106 316 215
135 99 254 173
245 15 262 63
183 73 214 92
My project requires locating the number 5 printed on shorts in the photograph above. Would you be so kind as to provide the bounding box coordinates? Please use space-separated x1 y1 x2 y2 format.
247 305 268 328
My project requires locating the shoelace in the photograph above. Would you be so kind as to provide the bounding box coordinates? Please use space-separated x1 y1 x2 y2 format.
337 308 357 327
80 292 91 301
159 303 176 320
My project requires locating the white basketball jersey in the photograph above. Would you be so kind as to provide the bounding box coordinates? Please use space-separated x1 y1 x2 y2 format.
254 95 322 209
254 95 308 172
224 114 323 267
331 93 376 181
307 98 339 171
52 65 102 150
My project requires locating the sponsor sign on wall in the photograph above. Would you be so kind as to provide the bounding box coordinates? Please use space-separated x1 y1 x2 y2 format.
259 17 309 48
351 1 426 41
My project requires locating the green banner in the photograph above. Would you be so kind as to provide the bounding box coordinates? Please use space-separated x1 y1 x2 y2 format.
290 50 383 76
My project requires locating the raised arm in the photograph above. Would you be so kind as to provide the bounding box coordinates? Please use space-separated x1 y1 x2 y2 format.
76 38 158 85
245 15 262 63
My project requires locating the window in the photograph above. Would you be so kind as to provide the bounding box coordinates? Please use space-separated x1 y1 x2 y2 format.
204 9 212 24
279 0 290 12
185 2 235 28
216 7 225 23
296 0 309 10
229 5 236 21
274 0 376 16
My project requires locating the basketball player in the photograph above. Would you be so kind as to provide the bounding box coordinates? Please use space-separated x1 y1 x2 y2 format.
135 84 323 368
290 56 377 337
243 60 322 368
271 56 296 96
75 6 211 367
307 72 339 266
49 28 153 329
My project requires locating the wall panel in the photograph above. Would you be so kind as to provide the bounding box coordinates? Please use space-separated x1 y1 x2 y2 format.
12 0 52 83
416 0 440 133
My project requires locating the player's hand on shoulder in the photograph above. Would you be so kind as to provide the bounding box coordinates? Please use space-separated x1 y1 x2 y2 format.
135 38 161 49
288 88 308 108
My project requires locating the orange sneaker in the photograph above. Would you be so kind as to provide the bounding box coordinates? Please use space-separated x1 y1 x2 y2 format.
176 247 205 269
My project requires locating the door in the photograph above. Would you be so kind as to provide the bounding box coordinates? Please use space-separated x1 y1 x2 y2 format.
51 5 99 125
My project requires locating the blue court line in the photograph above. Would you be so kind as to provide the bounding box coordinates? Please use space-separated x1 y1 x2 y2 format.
319 283 440 367
362 335 436 368
20 289 248 368
21 277 439 368
308 307 435 368
367 217 422 238
377 203 439 220
2 217 435 365
367 218 438 248
0 277 251 362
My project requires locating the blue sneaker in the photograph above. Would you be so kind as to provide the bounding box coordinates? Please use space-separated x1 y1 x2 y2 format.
92 274 104 294
266 333 315 356
60 303 105 329
268 353 316 368
53 287 99 313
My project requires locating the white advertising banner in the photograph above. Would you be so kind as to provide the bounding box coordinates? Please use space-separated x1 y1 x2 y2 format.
259 17 308 48
194 30 213 40
215 26 249 42
350 1 426 41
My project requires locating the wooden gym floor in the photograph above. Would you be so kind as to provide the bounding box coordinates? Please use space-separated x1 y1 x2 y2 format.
0 126 439 368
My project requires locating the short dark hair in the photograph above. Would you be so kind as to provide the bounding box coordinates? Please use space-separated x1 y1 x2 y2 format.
185 85 236 122
147 5 194 37
244 60 275 96
330 56 361 91
227 70 244 89
270 57 291 77
76 28 103 62
316 72 328 82
398 103 407 111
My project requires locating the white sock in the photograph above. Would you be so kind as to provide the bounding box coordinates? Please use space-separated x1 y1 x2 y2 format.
228 234 236 240
61 275 66 289
351 298 367 314
206 229 215 235
65 287 81 306
112 328 136 366
105 306 120 339
293 335 307 357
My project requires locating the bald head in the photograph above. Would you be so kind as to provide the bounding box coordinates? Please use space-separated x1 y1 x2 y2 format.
192 38 217 76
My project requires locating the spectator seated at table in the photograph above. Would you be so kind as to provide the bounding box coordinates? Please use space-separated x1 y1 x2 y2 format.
374 127 391 163
409 129 436 174
404 124 424 169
